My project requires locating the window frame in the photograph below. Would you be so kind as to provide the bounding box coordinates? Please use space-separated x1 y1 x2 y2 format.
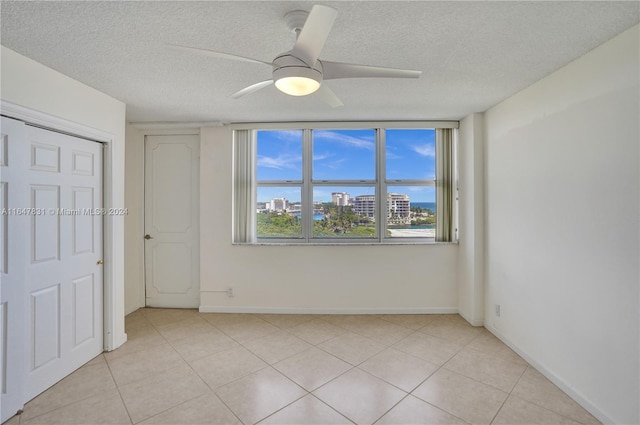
235 121 458 245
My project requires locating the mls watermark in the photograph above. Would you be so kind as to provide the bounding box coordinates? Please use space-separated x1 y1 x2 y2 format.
1 208 128 216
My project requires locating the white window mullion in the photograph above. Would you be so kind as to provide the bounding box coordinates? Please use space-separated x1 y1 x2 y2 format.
377 128 386 242
303 129 313 242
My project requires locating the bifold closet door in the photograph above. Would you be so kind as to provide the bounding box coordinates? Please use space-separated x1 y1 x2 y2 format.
1 117 104 420
1 117 28 422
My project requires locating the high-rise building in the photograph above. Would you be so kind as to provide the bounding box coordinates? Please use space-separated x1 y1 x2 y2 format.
354 195 376 218
331 192 350 206
353 193 411 222
270 197 287 211
388 193 410 218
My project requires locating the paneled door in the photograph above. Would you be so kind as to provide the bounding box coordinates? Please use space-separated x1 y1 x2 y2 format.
144 135 199 308
23 125 104 401
1 117 104 417
1 117 28 422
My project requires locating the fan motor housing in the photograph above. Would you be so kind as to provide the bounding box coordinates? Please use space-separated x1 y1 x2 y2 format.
272 53 323 96
273 53 323 79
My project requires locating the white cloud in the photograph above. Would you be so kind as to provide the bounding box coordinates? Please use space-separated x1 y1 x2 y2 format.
386 151 403 160
257 153 301 170
313 152 334 161
411 144 435 157
313 189 330 198
260 130 303 141
318 157 348 170
314 130 375 150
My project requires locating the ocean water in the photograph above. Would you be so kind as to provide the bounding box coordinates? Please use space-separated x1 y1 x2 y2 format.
403 201 435 229
391 224 436 229
292 213 325 220
411 202 436 210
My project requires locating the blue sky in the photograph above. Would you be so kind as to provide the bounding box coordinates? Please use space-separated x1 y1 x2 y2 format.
257 129 436 202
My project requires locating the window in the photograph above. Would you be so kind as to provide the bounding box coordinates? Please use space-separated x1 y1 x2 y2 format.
233 123 457 244
255 130 303 238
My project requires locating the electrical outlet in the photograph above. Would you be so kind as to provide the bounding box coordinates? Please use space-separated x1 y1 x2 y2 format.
495 304 501 317
226 287 234 298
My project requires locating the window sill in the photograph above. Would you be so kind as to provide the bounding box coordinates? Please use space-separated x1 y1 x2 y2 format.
233 240 459 246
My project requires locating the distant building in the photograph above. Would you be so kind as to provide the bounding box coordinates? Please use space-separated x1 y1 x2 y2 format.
388 193 410 219
331 192 350 206
353 193 411 223
354 195 376 218
270 197 288 211
288 202 302 215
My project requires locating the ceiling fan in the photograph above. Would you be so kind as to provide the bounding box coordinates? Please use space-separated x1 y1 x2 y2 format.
167 4 422 107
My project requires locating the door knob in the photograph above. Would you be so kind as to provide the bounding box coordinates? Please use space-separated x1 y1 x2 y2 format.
96 260 104 265
144 234 153 240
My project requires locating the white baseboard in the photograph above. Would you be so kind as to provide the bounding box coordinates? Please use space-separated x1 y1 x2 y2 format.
485 325 614 425
198 305 459 315
125 304 143 316
458 310 484 327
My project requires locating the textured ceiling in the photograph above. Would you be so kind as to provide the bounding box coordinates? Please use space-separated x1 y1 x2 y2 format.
1 1 638 123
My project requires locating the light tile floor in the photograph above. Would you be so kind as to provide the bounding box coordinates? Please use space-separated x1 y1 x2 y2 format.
6 309 601 425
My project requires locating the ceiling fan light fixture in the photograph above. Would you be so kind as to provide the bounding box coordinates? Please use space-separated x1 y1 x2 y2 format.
273 64 322 96
170 5 422 105
275 76 320 96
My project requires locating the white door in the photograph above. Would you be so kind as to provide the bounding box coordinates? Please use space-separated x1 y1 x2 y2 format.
1 118 104 415
144 135 199 308
1 117 28 421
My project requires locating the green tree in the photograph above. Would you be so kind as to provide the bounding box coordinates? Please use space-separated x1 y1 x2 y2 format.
257 211 301 237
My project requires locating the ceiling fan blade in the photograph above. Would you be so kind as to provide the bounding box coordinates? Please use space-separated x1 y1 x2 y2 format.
322 60 422 80
316 84 343 108
291 5 337 67
166 44 272 66
232 80 274 99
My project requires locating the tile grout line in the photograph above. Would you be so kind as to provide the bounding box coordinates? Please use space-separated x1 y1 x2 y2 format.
364 351 465 424
488 361 531 425
306 392 358 425
297 322 420 424
306 317 478 424
390 326 484 424
198 316 314 424
18 356 121 424
103 351 136 425
246 367 310 425
198 314 359 424
126 311 595 425
124 311 234 424
149 313 248 425
197 315 318 425
495 364 597 425
121 313 194 424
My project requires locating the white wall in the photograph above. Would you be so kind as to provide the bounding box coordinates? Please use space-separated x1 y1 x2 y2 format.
457 113 485 326
200 126 458 313
483 25 639 424
0 46 128 349
124 125 145 314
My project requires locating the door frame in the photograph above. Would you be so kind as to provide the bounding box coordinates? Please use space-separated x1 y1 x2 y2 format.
142 130 200 308
1 100 121 351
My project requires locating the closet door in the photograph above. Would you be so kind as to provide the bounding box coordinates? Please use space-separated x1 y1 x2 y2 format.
23 125 104 401
1 117 28 422
0 117 105 421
